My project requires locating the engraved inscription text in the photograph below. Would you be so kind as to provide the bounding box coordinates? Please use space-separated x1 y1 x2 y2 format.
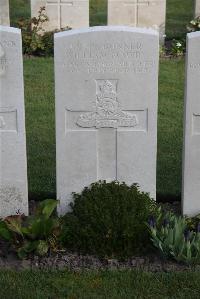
62 41 156 74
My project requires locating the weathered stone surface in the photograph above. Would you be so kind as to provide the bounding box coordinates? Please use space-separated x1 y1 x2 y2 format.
55 27 159 215
0 26 28 217
31 0 89 31
195 0 200 17
182 31 200 216
107 0 166 41
0 0 10 26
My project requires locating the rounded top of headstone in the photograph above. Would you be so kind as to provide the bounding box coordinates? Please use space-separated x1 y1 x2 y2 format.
54 26 159 40
187 31 200 39
0 25 21 34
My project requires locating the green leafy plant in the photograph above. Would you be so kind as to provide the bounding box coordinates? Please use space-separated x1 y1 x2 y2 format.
60 181 158 258
186 214 200 230
17 6 49 55
170 39 185 57
148 209 200 264
0 199 61 259
17 6 70 56
187 16 200 32
159 45 166 58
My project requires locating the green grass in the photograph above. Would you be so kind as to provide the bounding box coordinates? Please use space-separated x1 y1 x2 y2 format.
24 57 56 199
157 58 184 199
9 0 195 39
90 0 107 26
0 269 200 298
24 57 185 200
166 0 194 39
9 0 31 27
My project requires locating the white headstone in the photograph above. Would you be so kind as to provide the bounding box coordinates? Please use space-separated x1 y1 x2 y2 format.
195 0 200 17
182 31 200 216
108 0 166 41
31 0 89 31
0 26 28 217
55 26 159 215
0 0 10 26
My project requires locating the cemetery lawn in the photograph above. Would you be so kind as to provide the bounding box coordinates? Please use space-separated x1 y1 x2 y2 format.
10 0 31 26
166 0 194 40
0 269 200 298
24 57 184 201
10 0 194 39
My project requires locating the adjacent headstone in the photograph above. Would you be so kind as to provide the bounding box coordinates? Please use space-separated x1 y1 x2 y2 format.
107 0 166 41
0 0 10 26
195 0 200 17
0 26 28 217
182 31 200 216
31 0 89 31
55 26 159 215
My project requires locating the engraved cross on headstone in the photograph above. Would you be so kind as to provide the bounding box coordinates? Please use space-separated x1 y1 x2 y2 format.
46 0 73 29
66 80 140 181
123 0 161 26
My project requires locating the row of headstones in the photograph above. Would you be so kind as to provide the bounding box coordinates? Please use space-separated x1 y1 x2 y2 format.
1 0 200 39
31 0 166 41
0 24 200 218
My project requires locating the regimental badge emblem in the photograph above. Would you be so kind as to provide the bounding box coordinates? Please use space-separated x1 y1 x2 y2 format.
77 80 138 129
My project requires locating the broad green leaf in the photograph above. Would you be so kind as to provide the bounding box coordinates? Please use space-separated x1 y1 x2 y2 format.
0 221 12 240
38 199 58 219
5 216 23 237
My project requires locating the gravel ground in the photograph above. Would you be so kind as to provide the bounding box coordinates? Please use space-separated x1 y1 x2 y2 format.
0 251 198 272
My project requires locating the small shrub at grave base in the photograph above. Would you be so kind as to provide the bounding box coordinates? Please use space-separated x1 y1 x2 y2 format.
17 6 48 56
17 6 71 56
170 39 186 57
0 199 61 259
148 209 200 265
60 181 158 259
159 45 167 58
